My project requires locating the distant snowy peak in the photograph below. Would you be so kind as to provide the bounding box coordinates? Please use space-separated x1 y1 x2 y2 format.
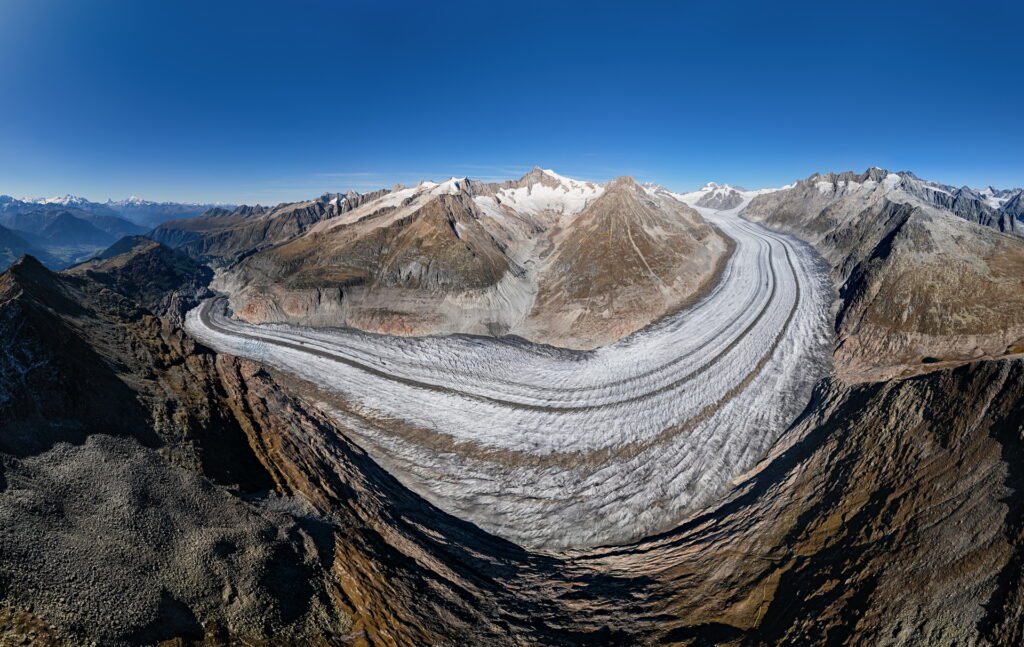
106 196 231 209
809 167 904 196
322 188 363 207
28 194 94 207
976 186 1022 210
805 169 1022 212
775 167 1020 234
691 183 744 210
663 180 782 213
487 167 604 216
431 177 471 195
107 196 149 207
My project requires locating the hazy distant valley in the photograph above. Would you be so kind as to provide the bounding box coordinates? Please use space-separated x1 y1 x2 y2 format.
0 194 232 269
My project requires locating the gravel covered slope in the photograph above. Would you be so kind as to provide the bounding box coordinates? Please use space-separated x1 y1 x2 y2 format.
0 252 348 645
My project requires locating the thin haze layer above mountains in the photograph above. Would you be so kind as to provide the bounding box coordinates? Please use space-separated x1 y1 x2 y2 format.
2 164 1024 646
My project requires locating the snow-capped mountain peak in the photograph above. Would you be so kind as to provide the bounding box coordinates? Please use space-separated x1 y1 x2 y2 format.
489 168 604 216
29 194 92 207
431 177 470 195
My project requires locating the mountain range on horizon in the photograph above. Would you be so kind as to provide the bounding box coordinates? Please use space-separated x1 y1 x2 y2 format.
4 165 1020 271
0 193 236 269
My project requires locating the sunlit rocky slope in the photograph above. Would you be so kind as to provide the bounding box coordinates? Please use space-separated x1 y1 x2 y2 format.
742 168 1024 381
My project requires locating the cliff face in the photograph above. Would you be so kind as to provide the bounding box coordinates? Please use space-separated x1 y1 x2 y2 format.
0 252 347 646
216 356 1024 647
2 243 1024 646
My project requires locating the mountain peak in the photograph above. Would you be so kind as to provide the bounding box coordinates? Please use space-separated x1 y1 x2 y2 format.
3 254 58 294
605 175 639 190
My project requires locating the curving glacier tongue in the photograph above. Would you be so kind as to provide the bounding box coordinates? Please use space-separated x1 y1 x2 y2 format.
186 203 832 549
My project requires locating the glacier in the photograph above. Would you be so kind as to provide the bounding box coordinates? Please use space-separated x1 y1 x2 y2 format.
185 196 833 550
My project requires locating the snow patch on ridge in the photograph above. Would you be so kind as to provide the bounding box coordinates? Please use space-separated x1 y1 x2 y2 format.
493 179 603 216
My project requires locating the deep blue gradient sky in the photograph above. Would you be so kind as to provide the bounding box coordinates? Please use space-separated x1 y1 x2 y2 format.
1 0 1021 204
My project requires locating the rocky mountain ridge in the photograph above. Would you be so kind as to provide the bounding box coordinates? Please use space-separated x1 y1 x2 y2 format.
3 164 1024 645
741 167 1024 381
208 169 729 349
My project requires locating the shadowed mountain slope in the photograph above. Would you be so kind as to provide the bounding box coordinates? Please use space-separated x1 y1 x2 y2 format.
3 167 1023 646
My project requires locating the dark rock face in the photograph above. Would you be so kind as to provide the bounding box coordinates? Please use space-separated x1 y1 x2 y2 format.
901 180 1017 233
64 236 213 321
1003 191 1024 220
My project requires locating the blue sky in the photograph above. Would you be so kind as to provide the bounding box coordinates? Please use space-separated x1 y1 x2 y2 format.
0 0 1021 204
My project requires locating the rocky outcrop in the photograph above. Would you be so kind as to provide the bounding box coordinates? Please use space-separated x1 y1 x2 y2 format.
695 182 745 210
1003 191 1024 221
0 255 346 646
899 176 1018 233
148 191 390 265
743 168 1024 381
64 236 213 322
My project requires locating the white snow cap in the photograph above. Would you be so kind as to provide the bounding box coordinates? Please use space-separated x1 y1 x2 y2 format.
29 194 90 206
491 168 604 216
431 177 469 195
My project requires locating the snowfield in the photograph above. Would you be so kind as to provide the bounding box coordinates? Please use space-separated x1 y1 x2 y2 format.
185 195 832 550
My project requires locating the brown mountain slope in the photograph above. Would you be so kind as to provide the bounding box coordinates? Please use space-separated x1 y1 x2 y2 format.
519 175 729 347
214 171 729 348
743 169 1024 381
220 189 524 336
3 246 1024 645
0 255 348 646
